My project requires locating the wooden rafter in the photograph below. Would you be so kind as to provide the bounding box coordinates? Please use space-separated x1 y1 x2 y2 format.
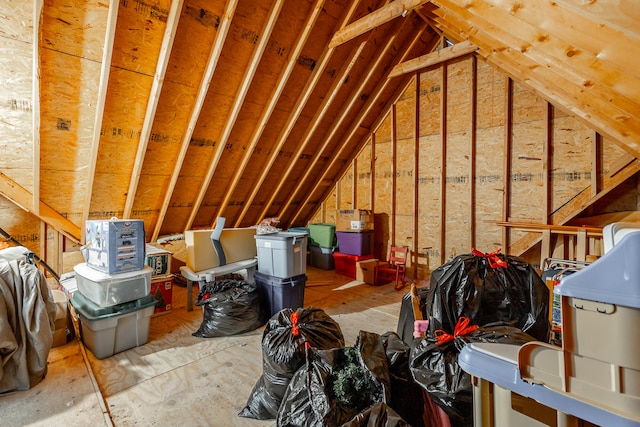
269 38 369 221
216 0 326 222
32 0 43 215
388 39 476 78
190 0 285 230
82 0 119 239
329 0 430 48
124 0 184 218
234 0 363 227
152 0 239 241
281 21 407 221
289 23 427 225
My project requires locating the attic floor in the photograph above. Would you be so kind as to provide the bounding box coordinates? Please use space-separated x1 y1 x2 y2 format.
0 266 408 426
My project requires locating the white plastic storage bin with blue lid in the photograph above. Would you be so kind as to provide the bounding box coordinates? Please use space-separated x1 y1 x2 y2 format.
255 232 307 279
71 291 156 359
74 262 152 307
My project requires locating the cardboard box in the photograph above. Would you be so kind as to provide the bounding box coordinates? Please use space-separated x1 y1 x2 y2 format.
336 209 374 232
84 219 146 274
184 227 257 272
356 258 378 285
150 274 173 316
145 244 172 276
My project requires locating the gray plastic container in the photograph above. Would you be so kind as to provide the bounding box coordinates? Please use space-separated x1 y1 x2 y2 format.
255 232 307 279
71 291 156 359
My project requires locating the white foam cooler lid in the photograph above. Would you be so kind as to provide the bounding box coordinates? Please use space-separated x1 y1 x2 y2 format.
559 231 640 308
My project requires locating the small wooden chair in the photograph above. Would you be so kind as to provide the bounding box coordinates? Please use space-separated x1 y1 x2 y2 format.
375 246 409 290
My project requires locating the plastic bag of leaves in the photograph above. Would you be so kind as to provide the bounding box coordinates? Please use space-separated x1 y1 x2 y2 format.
238 307 345 420
410 322 538 427
192 278 264 338
277 330 398 427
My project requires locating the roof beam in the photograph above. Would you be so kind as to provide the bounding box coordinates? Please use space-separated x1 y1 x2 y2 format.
264 39 367 221
216 0 326 222
234 0 363 227
82 0 119 239
152 0 239 241
280 22 408 221
124 0 184 218
388 39 476 77
289 22 428 225
193 0 285 230
0 173 80 243
329 0 430 48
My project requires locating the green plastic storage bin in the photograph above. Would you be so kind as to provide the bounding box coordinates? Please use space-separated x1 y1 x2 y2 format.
308 223 336 247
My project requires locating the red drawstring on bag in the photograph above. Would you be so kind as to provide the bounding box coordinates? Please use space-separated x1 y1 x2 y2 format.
472 248 507 269
290 311 300 337
434 316 479 345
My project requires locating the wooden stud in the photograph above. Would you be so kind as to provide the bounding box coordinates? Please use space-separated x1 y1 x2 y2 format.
439 63 447 264
470 55 477 250
502 76 513 251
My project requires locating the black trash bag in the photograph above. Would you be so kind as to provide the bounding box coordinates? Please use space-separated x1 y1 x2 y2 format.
342 402 410 427
381 331 428 427
426 249 550 342
238 307 345 420
277 330 391 427
192 278 264 338
410 323 537 427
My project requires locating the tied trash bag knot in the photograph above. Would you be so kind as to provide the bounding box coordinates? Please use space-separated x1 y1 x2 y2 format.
434 316 479 346
471 248 507 268
290 311 300 336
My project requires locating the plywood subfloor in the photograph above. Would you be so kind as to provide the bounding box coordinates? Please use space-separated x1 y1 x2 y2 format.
0 266 409 426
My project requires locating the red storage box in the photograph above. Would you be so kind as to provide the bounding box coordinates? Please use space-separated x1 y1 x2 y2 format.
150 274 173 316
332 252 374 278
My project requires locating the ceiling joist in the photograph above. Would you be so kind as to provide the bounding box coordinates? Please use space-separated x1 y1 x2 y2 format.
388 39 476 78
329 0 430 48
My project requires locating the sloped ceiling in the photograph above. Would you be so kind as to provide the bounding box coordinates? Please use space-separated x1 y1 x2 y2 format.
1 0 638 244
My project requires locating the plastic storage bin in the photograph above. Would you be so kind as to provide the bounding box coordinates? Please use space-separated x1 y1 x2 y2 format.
255 232 307 279
71 291 156 359
309 245 336 270
84 219 146 274
333 252 374 278
308 223 336 247
74 262 152 307
254 271 306 318
336 231 373 256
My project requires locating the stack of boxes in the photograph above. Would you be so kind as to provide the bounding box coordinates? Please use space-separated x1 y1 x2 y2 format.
307 223 338 269
70 219 155 359
145 244 173 316
332 210 376 281
254 231 308 318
